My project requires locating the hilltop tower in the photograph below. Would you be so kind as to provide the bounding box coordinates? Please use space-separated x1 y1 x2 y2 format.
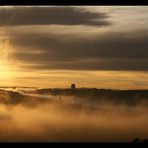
71 84 76 89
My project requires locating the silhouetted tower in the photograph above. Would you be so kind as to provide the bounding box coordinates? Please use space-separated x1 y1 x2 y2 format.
71 84 76 89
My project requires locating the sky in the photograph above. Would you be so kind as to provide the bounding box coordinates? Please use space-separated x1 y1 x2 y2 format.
0 6 148 89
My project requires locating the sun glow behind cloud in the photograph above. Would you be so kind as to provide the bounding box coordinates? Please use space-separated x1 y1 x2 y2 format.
0 60 14 81
0 36 18 86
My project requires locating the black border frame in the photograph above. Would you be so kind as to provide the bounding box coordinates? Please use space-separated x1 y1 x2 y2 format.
0 0 148 6
0 0 148 145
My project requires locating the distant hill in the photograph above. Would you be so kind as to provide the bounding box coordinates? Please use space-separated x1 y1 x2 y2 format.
0 88 148 106
35 88 148 105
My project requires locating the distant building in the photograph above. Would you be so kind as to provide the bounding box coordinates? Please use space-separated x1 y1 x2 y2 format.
71 84 76 89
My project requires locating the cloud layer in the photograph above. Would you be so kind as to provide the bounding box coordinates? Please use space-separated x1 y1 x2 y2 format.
0 7 110 26
9 30 148 71
0 7 147 71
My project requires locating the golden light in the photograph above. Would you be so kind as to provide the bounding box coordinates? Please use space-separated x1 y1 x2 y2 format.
0 60 12 78
0 36 17 85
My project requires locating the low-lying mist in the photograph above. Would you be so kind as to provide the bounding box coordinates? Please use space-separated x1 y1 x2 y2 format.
0 88 148 142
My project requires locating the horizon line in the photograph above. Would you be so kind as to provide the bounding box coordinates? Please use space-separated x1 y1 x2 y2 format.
0 86 148 91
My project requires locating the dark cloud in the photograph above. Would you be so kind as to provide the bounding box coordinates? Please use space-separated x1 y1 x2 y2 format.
19 59 148 71
9 31 148 71
0 7 110 26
